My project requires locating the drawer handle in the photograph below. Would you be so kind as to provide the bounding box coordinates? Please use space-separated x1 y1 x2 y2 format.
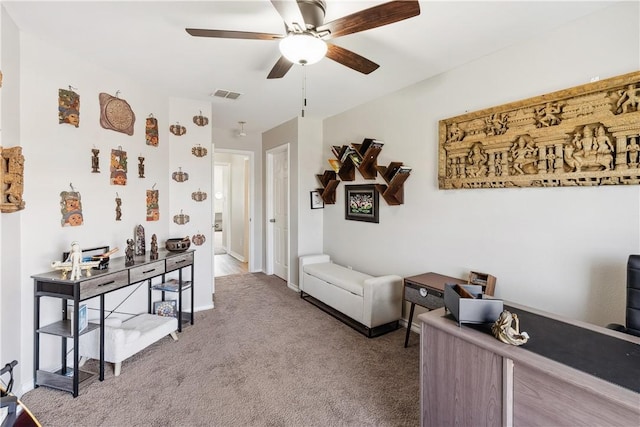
419 288 428 297
98 280 115 287
142 268 156 274
175 260 186 264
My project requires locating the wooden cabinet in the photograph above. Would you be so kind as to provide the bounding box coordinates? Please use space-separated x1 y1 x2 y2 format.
419 304 640 426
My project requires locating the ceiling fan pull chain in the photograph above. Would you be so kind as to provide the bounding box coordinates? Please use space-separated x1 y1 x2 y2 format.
301 65 307 118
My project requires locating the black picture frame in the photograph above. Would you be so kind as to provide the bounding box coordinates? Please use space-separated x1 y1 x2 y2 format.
310 190 324 209
345 184 379 223
153 300 177 317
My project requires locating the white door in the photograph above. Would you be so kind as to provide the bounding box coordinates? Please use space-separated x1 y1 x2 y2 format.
269 147 289 281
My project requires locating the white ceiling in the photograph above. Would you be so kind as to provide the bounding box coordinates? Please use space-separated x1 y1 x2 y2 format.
3 1 617 135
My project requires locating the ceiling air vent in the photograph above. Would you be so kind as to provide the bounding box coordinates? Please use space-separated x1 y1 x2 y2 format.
212 89 242 100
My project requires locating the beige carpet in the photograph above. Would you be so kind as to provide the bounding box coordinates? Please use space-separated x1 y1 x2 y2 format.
21 273 420 426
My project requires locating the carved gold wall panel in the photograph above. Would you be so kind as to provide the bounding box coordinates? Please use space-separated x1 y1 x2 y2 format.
1 146 26 212
438 71 640 189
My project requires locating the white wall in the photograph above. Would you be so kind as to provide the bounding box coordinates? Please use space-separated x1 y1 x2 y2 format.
5 28 218 393
322 1 640 326
168 97 214 311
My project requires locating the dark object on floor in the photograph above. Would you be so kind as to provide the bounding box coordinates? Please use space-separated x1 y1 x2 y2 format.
607 254 640 336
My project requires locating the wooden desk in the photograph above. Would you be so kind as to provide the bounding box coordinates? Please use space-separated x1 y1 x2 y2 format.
419 305 640 426
403 272 466 347
31 249 194 397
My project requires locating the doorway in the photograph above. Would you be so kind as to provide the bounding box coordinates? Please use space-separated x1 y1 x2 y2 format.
213 151 252 277
266 144 289 282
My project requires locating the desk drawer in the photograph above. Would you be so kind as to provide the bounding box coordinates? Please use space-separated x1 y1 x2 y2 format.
129 261 165 283
404 283 444 310
166 252 194 272
81 270 129 299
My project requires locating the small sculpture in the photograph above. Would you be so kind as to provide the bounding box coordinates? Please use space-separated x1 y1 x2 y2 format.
135 224 145 255
115 196 122 221
138 156 145 178
150 234 158 260
91 148 100 173
491 310 530 346
69 241 83 281
125 239 135 266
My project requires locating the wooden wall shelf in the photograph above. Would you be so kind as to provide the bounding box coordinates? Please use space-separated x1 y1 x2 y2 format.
316 170 340 204
323 140 412 207
375 162 412 205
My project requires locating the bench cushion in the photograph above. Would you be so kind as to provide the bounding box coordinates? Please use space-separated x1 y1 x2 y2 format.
303 263 372 296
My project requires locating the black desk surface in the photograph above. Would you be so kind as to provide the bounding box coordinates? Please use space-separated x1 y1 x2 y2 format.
470 305 640 393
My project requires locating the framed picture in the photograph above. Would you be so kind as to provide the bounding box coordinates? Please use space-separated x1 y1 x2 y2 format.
154 300 177 317
310 190 324 209
345 184 379 223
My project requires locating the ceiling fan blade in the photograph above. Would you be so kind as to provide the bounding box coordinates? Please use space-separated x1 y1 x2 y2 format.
267 56 294 79
317 1 420 40
325 44 379 75
186 28 283 40
270 0 306 31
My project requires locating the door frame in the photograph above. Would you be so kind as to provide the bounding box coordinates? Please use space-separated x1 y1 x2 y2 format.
212 148 256 272
265 144 290 280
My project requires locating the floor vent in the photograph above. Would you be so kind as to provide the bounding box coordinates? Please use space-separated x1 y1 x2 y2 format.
212 89 242 100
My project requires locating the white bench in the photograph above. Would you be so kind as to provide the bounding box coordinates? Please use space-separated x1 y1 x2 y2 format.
79 313 178 376
299 254 403 337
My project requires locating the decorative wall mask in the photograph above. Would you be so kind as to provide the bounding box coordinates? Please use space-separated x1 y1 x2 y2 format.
60 187 83 227
146 189 159 221
58 88 80 127
169 122 187 136
193 112 209 127
191 189 207 202
110 147 128 185
439 71 640 189
172 167 189 182
91 148 100 173
191 145 208 157
99 92 135 135
173 210 190 225
0 70 3 88
145 114 159 146
138 156 145 178
115 194 122 221
0 146 25 213
192 233 206 246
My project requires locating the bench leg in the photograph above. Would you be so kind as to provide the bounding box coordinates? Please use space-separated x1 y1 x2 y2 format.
114 362 122 377
170 331 178 341
79 356 88 367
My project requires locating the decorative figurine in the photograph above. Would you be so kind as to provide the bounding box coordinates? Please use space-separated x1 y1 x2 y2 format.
138 156 145 178
150 234 158 260
125 239 135 266
491 310 530 346
91 148 100 173
115 195 122 221
135 224 146 255
69 241 83 281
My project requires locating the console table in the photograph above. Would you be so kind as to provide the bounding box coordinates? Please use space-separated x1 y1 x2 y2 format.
32 249 194 397
403 272 466 347
419 304 640 426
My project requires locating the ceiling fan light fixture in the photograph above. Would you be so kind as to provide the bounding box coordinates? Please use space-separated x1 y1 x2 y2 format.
238 121 247 137
279 33 327 65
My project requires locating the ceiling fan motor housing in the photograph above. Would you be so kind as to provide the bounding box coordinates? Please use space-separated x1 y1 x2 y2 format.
297 0 326 30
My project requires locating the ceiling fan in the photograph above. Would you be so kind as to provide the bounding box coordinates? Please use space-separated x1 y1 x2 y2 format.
186 0 420 79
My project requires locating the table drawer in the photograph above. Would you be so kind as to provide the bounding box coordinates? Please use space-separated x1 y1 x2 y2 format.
80 270 129 299
404 283 445 310
129 260 165 283
166 252 194 272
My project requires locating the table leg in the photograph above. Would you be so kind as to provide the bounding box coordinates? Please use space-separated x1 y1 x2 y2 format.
404 302 416 348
